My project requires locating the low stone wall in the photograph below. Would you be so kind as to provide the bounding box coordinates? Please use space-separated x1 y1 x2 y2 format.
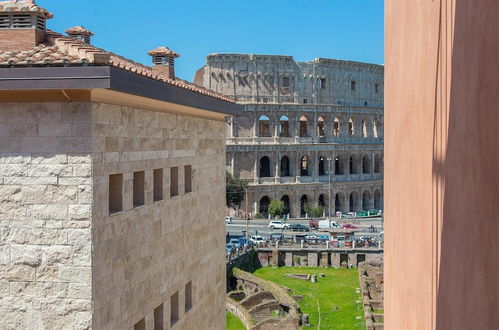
226 296 254 330
358 258 384 330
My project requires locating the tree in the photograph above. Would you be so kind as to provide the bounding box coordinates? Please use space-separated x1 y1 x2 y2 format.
312 206 324 218
268 200 285 218
226 172 248 211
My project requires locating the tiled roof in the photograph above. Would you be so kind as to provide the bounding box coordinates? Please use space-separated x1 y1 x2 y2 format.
0 0 52 18
0 31 235 103
148 46 179 58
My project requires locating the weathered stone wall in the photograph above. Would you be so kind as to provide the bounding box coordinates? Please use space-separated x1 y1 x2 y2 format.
90 103 226 330
0 102 93 329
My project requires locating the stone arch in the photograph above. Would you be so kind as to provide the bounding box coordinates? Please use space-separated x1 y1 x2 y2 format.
318 194 326 214
374 154 382 173
300 155 310 176
373 119 379 138
299 115 309 137
362 119 368 138
259 196 271 215
348 118 355 135
349 154 360 174
281 195 290 216
259 156 271 177
335 155 345 175
333 117 341 137
363 154 372 174
317 116 325 137
349 191 359 212
335 192 346 213
362 190 372 211
280 156 290 177
258 115 271 137
318 155 326 176
300 195 309 217
374 189 382 210
279 115 290 137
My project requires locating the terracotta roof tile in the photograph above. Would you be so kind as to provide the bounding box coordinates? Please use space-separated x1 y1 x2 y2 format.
0 0 52 18
65 26 94 36
0 30 234 103
148 46 179 58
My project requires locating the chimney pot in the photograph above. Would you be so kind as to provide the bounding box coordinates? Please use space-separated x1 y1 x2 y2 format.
147 46 179 79
65 26 93 44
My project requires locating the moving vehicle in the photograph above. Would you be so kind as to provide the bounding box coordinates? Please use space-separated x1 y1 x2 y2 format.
225 216 233 224
342 223 358 230
288 223 310 232
249 235 266 245
268 220 290 230
318 220 340 229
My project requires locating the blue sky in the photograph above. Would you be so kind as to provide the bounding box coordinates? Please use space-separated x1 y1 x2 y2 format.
38 0 384 81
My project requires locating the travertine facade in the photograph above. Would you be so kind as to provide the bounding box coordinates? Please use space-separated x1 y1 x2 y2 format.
0 1 240 329
196 54 384 217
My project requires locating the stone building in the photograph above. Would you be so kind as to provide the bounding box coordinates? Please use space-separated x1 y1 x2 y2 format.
195 54 384 218
0 1 239 329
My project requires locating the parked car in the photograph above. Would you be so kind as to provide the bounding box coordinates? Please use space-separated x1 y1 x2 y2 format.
342 223 358 230
269 233 284 242
228 238 241 249
238 237 254 247
318 220 340 229
268 220 290 230
226 243 234 255
249 235 266 245
288 223 310 232
225 216 233 224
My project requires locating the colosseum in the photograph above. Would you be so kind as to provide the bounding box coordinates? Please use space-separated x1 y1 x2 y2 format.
195 54 384 218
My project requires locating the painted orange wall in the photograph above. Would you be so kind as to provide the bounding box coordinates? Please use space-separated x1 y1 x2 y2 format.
385 0 499 329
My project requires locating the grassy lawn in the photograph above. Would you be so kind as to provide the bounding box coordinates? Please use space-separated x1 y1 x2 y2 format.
253 267 365 330
226 311 245 330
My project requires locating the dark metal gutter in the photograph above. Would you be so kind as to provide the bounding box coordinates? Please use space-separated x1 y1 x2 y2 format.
0 66 241 116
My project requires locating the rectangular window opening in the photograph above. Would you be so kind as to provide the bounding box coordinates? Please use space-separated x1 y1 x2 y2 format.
320 78 326 89
154 303 164 330
375 83 379 93
170 292 179 326
133 171 145 207
170 167 178 197
282 76 290 88
134 318 146 330
185 282 193 312
184 165 192 194
109 174 123 214
153 169 163 202
351 81 356 91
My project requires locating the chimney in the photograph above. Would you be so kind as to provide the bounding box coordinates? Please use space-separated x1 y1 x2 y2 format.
65 26 93 44
147 46 180 79
0 0 53 52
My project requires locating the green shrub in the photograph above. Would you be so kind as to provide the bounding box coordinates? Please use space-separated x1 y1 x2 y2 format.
268 200 285 218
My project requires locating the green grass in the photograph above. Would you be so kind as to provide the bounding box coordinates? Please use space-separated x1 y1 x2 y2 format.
253 267 365 330
226 311 245 330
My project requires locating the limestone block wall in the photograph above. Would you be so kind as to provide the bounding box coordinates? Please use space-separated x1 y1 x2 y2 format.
0 102 93 329
90 103 226 330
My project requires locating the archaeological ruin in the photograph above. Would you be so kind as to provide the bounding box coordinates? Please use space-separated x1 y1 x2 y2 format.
195 54 384 218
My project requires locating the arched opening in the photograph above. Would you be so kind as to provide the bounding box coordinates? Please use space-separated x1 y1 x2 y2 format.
280 156 290 177
318 194 326 215
258 115 271 137
373 119 378 138
281 195 290 216
318 156 326 176
317 116 325 137
335 155 344 175
279 115 290 137
349 192 359 212
362 120 368 138
348 118 354 135
299 115 308 137
300 195 308 217
363 155 371 174
349 155 359 174
300 155 309 176
259 196 271 215
333 117 340 137
374 189 382 210
259 156 271 177
362 190 371 211
374 154 382 173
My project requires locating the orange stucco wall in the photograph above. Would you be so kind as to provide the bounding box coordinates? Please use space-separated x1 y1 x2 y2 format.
385 0 499 329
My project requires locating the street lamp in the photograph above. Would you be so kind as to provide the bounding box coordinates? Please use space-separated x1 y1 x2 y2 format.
326 156 339 229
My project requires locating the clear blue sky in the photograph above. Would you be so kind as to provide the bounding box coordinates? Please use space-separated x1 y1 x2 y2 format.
38 0 384 81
